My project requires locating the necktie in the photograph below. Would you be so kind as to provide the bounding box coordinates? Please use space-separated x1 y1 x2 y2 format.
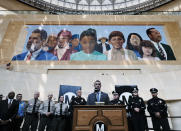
8 99 12 108
32 99 37 113
60 103 62 116
97 93 100 102
26 53 32 60
158 44 166 60
48 100 50 112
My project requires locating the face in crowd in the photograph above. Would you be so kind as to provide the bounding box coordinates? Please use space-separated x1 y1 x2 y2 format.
59 96 64 103
57 30 72 49
48 94 53 100
109 31 125 49
45 35 57 51
34 92 40 99
100 38 107 44
71 38 79 48
148 28 162 43
142 46 153 57
81 36 96 54
8 91 15 99
130 34 141 47
152 92 158 98
94 80 101 92
16 94 22 102
76 90 82 97
113 94 119 100
27 32 42 52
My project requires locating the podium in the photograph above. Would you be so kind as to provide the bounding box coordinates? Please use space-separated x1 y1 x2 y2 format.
72 105 128 131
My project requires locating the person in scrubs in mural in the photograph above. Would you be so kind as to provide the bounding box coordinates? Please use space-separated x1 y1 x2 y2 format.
43 34 57 55
69 34 82 52
126 33 143 59
54 30 77 60
12 29 58 61
70 28 107 61
106 31 137 61
139 40 160 61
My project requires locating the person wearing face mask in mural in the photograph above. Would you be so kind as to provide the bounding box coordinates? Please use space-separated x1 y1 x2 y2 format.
12 29 58 61
54 30 77 60
43 34 57 55
126 33 143 59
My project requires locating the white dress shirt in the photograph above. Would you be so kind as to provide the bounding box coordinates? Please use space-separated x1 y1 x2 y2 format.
151 40 167 60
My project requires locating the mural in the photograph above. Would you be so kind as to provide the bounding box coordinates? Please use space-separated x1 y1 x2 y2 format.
12 25 176 61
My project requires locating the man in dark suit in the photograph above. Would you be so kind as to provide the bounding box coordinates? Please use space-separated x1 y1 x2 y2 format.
0 91 19 131
87 80 110 105
146 28 176 60
95 37 111 54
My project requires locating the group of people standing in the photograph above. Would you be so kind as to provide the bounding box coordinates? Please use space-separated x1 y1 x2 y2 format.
0 80 170 131
11 27 176 62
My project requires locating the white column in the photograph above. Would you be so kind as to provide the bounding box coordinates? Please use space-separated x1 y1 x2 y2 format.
168 101 181 130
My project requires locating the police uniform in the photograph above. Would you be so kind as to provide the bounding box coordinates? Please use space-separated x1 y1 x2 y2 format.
109 91 124 105
38 100 55 131
22 98 41 131
128 88 147 131
147 88 170 131
52 102 68 131
69 96 86 113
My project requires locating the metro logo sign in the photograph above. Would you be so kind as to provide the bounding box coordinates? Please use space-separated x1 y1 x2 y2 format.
94 121 107 131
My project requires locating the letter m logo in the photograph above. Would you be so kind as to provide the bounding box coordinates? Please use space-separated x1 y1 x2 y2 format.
96 124 104 131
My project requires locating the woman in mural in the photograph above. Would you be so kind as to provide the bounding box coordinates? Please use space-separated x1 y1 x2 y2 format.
139 40 160 61
107 31 137 61
126 33 143 58
70 28 107 61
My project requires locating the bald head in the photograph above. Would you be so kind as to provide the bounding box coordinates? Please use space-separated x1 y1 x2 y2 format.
34 91 40 99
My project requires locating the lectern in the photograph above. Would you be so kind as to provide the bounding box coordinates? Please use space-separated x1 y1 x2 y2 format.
72 105 128 131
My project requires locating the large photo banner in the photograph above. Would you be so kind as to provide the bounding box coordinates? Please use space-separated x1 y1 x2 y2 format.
12 25 176 61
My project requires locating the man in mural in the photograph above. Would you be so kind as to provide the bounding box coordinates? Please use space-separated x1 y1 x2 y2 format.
87 80 110 105
12 29 58 61
107 31 138 61
95 37 111 54
147 88 170 131
146 28 176 60
43 34 57 55
54 30 77 60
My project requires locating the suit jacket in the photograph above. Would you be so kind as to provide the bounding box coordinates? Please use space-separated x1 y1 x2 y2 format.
0 99 19 121
156 43 176 60
12 50 58 61
87 91 110 105
95 43 111 53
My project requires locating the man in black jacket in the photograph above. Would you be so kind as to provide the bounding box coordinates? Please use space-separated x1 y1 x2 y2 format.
147 88 170 131
146 28 176 60
0 91 19 131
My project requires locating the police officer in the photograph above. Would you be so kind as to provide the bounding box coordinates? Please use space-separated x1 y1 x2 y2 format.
68 90 86 131
52 95 68 131
109 91 124 105
38 93 55 131
147 88 170 131
22 91 41 131
128 87 146 131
